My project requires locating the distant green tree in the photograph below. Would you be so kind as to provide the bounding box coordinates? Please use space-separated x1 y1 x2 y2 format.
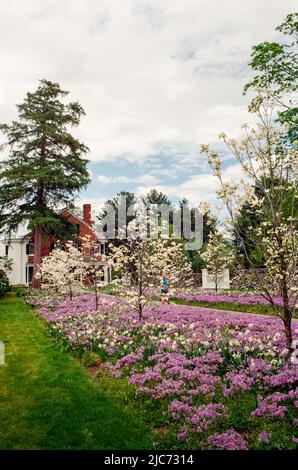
0 80 90 286
97 191 137 245
233 179 298 267
178 198 216 272
141 189 172 207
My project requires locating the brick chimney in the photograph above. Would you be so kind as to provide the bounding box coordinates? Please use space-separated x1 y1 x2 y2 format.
83 204 91 225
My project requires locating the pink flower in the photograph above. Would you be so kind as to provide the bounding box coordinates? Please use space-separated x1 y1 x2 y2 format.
208 429 249 450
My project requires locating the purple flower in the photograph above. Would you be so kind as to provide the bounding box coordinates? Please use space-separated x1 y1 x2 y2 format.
37 292 298 446
208 429 249 450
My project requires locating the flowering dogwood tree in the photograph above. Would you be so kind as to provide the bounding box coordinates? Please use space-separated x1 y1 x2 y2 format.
38 241 87 299
201 232 235 291
201 92 298 352
109 234 193 320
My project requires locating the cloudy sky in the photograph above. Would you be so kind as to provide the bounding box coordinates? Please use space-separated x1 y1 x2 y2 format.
0 0 296 212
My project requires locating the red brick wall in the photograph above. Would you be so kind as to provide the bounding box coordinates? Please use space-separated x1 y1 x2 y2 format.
29 208 99 259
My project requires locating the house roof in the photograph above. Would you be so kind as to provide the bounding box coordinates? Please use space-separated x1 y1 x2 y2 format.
60 209 106 241
60 208 93 230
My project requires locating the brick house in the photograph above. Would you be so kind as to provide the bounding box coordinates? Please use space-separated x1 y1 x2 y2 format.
0 204 111 286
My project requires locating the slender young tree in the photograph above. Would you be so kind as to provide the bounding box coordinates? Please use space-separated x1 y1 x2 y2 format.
201 232 235 292
0 80 90 286
81 234 105 311
108 209 193 320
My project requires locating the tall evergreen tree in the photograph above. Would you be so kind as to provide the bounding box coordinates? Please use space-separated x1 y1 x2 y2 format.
0 80 90 286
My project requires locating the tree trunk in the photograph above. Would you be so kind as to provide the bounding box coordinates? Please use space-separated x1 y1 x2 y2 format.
32 138 45 289
32 224 42 288
138 277 143 321
95 283 99 311
279 251 293 356
138 301 143 321
283 308 293 355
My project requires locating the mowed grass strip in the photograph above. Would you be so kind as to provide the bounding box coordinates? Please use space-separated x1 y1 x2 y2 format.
171 298 283 316
0 296 153 450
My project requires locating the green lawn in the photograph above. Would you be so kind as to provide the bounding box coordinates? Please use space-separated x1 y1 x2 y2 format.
0 295 154 450
171 298 284 316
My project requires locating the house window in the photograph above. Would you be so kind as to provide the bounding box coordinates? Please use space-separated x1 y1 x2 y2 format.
5 245 9 256
26 265 34 285
26 244 35 255
91 244 100 254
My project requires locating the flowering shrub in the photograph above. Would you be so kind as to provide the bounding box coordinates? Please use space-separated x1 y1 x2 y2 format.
37 294 298 449
0 256 12 298
0 269 9 298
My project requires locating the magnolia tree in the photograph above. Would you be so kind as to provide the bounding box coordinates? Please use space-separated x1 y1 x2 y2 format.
38 241 87 299
201 93 298 352
201 232 235 291
109 235 193 320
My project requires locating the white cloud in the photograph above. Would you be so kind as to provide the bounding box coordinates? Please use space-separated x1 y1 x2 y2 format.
97 175 113 185
0 0 295 169
97 173 160 185
75 195 107 215
136 162 246 206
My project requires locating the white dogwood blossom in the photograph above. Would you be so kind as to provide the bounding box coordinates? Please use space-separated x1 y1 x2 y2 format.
108 210 193 319
38 241 87 299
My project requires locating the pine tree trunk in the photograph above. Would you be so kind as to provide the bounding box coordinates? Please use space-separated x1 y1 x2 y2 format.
32 224 42 288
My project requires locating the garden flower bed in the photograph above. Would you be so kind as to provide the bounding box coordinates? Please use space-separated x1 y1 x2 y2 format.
36 294 298 450
142 287 286 308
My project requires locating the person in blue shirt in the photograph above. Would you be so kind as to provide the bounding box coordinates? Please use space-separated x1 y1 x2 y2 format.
160 274 170 304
